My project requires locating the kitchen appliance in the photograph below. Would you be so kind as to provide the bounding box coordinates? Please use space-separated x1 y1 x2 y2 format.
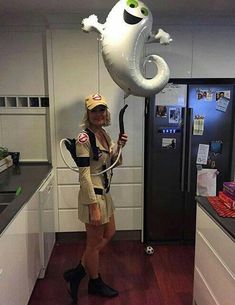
144 83 235 243
38 172 55 278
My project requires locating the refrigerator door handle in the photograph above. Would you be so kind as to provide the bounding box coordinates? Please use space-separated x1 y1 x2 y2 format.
181 107 187 191
187 108 193 192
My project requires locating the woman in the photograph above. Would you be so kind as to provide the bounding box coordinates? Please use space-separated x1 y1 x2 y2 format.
63 93 128 303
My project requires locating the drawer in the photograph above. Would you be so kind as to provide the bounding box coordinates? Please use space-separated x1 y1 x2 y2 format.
115 207 142 230
58 210 85 232
58 184 142 209
57 167 142 184
194 268 218 305
58 185 79 209
58 207 142 232
195 231 235 305
196 206 235 274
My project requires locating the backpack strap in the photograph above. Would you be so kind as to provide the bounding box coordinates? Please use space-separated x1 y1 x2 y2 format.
64 138 80 166
85 128 99 161
64 129 100 166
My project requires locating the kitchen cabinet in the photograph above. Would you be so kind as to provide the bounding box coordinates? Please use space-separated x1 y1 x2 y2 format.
145 28 193 79
38 172 56 278
193 205 235 305
0 29 50 163
145 26 235 79
0 192 41 305
0 31 46 96
192 28 235 78
57 167 142 232
47 29 144 232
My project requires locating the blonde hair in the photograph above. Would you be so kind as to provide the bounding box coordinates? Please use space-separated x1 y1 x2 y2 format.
80 109 111 128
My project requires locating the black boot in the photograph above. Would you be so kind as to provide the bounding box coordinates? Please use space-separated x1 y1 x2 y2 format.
88 274 118 297
63 262 86 303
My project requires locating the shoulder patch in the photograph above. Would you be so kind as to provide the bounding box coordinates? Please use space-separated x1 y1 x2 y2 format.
77 132 89 144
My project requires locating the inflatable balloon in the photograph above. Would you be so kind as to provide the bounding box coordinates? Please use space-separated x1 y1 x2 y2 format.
81 0 172 98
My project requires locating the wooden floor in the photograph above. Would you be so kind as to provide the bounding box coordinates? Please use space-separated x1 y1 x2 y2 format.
28 240 195 305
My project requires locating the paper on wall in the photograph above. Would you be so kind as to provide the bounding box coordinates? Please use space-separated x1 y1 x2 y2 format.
197 168 217 196
216 97 230 112
196 144 209 165
155 84 187 106
193 116 204 135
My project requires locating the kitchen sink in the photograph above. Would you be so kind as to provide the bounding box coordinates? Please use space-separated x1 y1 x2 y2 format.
0 192 17 214
0 192 16 204
0 193 16 214
0 204 8 214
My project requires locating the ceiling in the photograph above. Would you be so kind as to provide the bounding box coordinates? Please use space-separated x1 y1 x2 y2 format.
0 0 235 18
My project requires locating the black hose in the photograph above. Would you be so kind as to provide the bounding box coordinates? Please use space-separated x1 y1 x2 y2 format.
119 104 128 135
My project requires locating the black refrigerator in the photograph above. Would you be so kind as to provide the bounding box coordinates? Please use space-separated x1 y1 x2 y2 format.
144 83 235 243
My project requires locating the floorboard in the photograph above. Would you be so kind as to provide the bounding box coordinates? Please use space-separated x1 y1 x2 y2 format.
28 241 194 305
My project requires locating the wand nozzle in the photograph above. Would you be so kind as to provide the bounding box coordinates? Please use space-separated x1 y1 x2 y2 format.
119 104 128 135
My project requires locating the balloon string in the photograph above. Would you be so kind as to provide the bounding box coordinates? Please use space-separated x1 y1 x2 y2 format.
97 35 100 94
123 93 126 106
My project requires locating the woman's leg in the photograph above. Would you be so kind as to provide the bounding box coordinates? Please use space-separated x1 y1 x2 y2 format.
63 216 115 302
82 223 105 278
82 216 118 297
82 214 116 274
100 214 116 251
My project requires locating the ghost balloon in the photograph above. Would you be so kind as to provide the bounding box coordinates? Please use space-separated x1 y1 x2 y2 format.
81 0 172 98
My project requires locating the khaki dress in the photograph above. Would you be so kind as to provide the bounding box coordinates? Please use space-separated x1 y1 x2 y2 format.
76 128 121 224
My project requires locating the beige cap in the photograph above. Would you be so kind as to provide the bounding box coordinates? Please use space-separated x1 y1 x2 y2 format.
85 93 108 110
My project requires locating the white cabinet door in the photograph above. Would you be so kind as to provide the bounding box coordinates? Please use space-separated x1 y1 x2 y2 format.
48 29 145 232
192 28 235 78
0 114 48 162
145 29 193 79
0 192 40 305
58 183 142 231
0 31 45 96
38 173 56 278
49 29 145 168
193 205 235 305
56 167 143 232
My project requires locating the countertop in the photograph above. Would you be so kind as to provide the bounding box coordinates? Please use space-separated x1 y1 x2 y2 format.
196 196 235 241
0 163 52 236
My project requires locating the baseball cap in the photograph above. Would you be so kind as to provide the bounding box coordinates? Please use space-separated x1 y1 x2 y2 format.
85 93 108 110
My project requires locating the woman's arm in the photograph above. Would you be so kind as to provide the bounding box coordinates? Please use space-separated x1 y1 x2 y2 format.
117 133 128 147
88 203 101 226
111 133 128 166
76 133 101 225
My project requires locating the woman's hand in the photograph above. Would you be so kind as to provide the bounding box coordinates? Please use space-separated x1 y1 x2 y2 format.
89 203 101 226
118 133 128 147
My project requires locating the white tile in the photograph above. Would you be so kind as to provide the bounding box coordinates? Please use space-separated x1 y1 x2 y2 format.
1 114 48 161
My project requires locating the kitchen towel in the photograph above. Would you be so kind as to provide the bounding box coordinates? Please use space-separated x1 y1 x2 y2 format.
197 169 217 196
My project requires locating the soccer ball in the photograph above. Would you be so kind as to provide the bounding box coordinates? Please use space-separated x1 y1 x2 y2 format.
145 246 154 255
